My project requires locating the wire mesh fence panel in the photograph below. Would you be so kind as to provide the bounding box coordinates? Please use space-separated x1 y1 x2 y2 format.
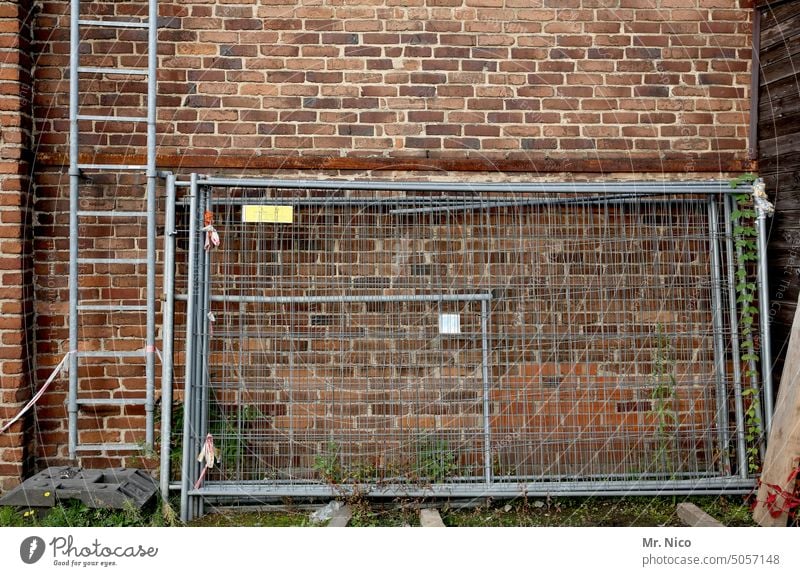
208 297 488 484
174 185 755 504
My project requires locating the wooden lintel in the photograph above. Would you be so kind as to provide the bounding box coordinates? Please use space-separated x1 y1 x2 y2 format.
35 152 756 175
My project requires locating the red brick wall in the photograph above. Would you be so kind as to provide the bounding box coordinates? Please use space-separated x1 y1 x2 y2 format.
0 0 34 490
31 0 753 166
0 0 756 486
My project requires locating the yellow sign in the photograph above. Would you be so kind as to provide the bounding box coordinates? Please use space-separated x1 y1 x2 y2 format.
242 205 294 224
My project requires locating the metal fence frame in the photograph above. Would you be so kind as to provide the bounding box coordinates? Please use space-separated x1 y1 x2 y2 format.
161 177 768 523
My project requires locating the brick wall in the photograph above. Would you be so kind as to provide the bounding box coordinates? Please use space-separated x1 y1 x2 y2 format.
31 0 753 168
0 0 34 490
0 0 755 487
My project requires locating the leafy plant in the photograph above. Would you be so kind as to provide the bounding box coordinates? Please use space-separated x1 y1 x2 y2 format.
729 181 764 474
313 441 343 483
208 402 261 474
414 435 457 482
649 324 679 474
728 173 758 190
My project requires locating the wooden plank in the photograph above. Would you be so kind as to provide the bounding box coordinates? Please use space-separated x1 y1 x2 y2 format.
758 74 800 110
762 169 800 192
753 292 800 526
758 1 800 18
327 505 352 527
759 32 800 69
676 503 724 527
758 132 800 158
758 149 800 169
419 508 446 527
761 48 800 86
34 151 754 174
758 110 800 140
759 93 800 125
760 4 800 51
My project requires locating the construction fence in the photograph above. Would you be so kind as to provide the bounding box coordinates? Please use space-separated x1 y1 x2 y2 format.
163 179 763 522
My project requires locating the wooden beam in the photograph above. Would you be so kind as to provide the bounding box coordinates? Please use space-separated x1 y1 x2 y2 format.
419 508 446 527
753 292 800 526
327 505 352 528
35 152 755 174
676 503 724 527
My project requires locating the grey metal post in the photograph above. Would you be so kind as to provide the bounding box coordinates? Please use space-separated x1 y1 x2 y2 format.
180 174 200 523
143 0 158 448
197 185 213 518
196 177 739 195
755 205 775 433
723 195 748 478
176 293 493 304
67 0 80 460
708 198 730 474
480 299 493 485
159 173 177 498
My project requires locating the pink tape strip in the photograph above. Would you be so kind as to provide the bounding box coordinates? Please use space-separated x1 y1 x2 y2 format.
0 352 70 434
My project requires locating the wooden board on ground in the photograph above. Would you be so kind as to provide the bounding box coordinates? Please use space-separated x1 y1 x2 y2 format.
327 505 352 527
677 503 724 527
420 508 446 527
753 293 800 526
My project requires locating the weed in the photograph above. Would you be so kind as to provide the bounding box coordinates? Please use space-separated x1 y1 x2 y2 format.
0 498 173 528
0 506 25 527
414 435 457 482
649 324 679 474
313 441 343 483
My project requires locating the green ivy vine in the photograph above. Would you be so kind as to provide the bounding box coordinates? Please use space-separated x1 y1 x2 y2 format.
729 173 763 474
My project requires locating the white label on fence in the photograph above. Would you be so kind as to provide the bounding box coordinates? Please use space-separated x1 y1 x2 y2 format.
439 313 461 335
242 205 294 223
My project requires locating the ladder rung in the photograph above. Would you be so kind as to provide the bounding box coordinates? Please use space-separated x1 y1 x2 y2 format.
78 19 149 29
77 114 147 123
77 398 147 406
77 304 147 312
77 350 145 358
75 443 142 452
77 164 148 171
77 258 147 265
77 66 149 76
77 210 148 218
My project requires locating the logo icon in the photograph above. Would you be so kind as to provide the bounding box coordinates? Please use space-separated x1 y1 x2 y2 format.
19 536 46 564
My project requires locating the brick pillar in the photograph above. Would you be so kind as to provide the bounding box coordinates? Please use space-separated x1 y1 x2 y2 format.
0 0 34 492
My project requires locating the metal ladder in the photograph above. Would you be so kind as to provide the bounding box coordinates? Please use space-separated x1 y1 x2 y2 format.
67 0 158 458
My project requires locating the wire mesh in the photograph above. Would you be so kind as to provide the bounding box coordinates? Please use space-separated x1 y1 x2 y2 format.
174 186 752 496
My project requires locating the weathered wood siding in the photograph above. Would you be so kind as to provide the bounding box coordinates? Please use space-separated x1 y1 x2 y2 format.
759 0 800 387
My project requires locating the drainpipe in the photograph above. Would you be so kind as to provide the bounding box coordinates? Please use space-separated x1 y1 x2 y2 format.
748 7 760 163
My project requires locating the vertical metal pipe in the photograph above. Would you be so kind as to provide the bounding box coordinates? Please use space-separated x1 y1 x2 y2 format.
144 0 158 448
189 183 209 520
197 186 212 518
180 174 199 524
748 9 761 161
191 188 207 521
723 195 748 478
756 208 774 433
708 198 730 474
480 299 492 485
159 173 176 498
68 0 80 460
